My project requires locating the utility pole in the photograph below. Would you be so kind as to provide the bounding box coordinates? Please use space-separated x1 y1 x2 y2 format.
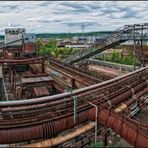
133 25 136 71
81 24 85 38
141 25 144 67
88 102 98 144
81 24 85 44
73 96 77 124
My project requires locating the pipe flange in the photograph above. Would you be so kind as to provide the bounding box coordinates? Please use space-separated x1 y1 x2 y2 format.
133 95 137 101
126 85 131 88
146 79 148 87
107 100 112 109
131 88 135 96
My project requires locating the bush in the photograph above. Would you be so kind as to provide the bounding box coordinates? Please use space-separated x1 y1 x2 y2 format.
90 142 103 148
96 49 139 66
36 39 76 59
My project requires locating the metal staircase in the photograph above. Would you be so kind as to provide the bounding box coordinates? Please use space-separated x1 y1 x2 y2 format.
64 23 148 65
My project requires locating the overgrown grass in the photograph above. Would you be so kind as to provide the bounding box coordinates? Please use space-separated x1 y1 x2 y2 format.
90 142 123 148
90 142 103 148
96 49 140 66
36 39 77 59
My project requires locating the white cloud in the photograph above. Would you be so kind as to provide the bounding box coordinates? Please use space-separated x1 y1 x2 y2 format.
0 1 147 34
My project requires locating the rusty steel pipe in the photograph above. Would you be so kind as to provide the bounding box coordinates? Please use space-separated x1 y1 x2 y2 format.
0 109 90 144
0 67 147 144
0 57 43 64
48 57 101 83
114 87 148 113
0 67 148 107
0 89 148 145
0 80 146 128
22 122 95 148
107 81 147 106
125 87 148 106
98 109 148 147
1 106 147 147
46 64 94 86
49 58 100 82
0 66 147 107
1 79 144 115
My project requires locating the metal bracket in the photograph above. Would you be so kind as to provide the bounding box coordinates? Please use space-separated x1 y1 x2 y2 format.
146 79 148 87
73 96 77 124
131 87 135 96
107 100 112 109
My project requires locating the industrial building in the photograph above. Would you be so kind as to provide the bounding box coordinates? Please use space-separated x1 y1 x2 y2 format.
0 23 148 147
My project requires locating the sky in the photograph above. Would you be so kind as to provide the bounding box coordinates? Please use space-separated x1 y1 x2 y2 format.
0 1 147 34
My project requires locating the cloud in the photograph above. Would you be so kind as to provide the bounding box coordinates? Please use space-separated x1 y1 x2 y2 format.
0 1 147 33
62 21 97 28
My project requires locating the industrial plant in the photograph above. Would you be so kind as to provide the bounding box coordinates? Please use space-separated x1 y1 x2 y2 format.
0 23 148 147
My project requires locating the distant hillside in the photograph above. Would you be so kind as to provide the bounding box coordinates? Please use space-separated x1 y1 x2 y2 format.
0 31 112 40
36 31 112 39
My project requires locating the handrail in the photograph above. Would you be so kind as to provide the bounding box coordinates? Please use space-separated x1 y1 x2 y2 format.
89 58 139 72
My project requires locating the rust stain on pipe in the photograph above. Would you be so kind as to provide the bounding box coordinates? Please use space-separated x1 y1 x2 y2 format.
98 109 148 147
22 122 95 147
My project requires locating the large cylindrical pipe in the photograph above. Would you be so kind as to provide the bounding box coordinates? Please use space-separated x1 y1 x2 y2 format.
106 81 147 106
0 109 89 144
0 66 147 107
98 109 148 147
115 87 148 113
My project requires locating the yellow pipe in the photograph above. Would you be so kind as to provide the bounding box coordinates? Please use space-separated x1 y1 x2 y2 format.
21 122 95 147
114 103 127 113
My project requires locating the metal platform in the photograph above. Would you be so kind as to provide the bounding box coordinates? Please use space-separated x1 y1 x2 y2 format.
21 75 53 84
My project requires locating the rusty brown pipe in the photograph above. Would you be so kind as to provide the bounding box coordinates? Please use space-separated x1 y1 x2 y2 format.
108 81 147 106
48 57 101 83
0 79 146 125
22 122 95 148
0 57 43 64
0 109 90 144
98 109 148 147
0 91 148 146
1 79 145 116
0 68 147 144
0 66 146 107
114 87 148 113
125 87 148 106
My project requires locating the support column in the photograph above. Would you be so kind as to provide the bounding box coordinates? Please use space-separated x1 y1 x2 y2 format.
141 25 144 67
73 96 77 124
71 78 77 89
103 131 108 147
133 25 136 71
42 58 45 73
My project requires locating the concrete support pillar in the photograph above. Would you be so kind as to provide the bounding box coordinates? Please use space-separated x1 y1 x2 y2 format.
42 58 45 73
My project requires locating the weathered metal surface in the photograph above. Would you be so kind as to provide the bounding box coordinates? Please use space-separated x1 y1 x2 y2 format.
0 66 147 107
22 122 95 147
98 109 148 147
0 57 148 146
33 87 50 97
0 57 43 65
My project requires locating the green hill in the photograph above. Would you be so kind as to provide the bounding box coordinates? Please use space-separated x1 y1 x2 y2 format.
36 31 112 39
0 31 112 40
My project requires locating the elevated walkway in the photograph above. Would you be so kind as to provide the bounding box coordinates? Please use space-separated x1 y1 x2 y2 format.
64 23 148 65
